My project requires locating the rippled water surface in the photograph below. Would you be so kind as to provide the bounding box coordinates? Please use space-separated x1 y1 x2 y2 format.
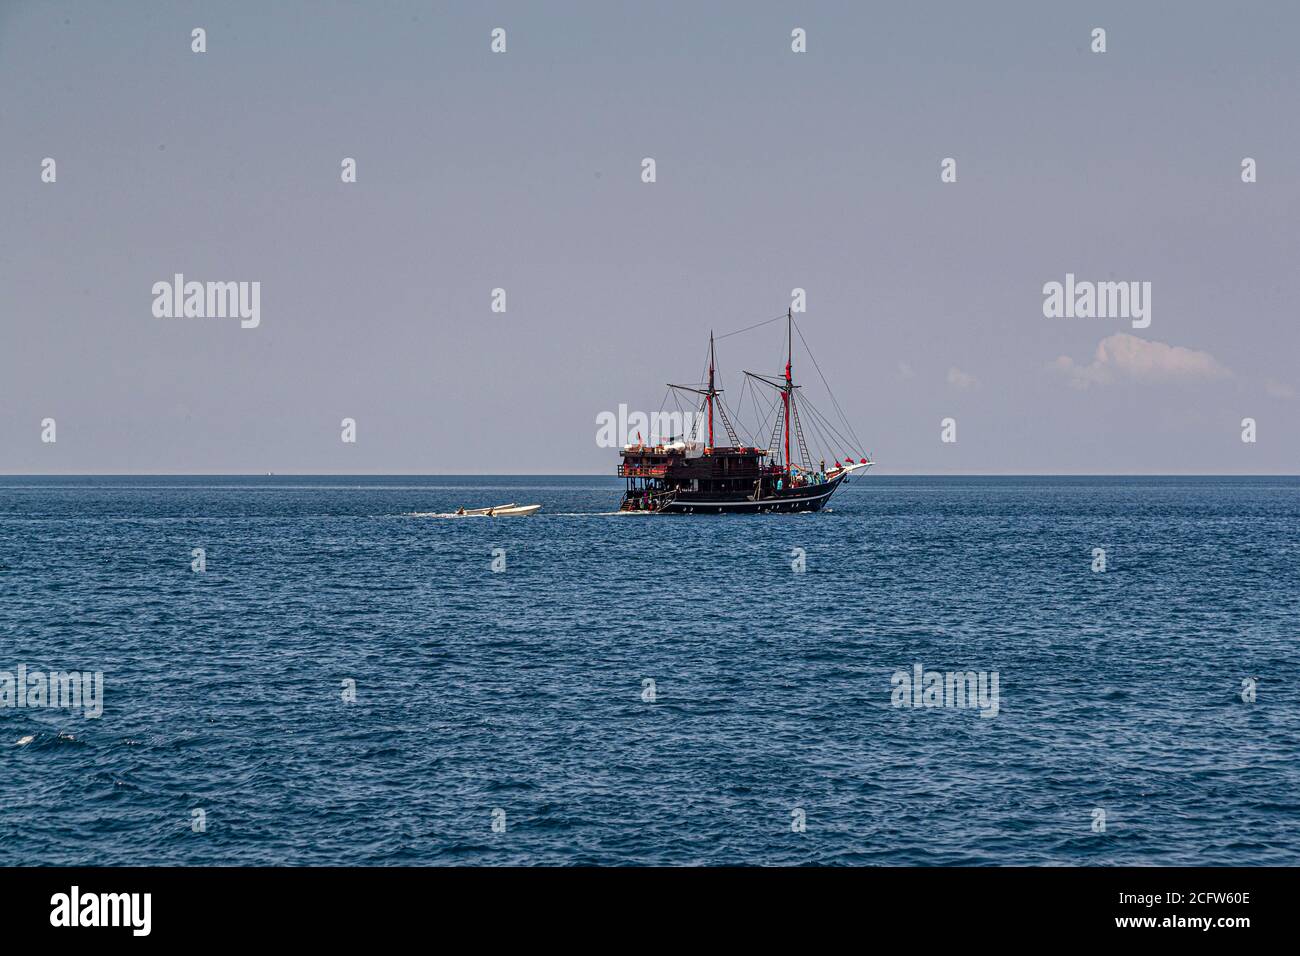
1 475 1296 865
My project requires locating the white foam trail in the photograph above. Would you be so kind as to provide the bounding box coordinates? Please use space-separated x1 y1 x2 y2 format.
403 512 489 518
401 511 636 518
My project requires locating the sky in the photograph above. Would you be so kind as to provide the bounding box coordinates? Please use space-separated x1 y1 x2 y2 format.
1 0 1297 474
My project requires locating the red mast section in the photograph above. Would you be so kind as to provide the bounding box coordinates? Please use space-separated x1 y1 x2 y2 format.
740 311 802 474
707 331 715 451
783 308 792 473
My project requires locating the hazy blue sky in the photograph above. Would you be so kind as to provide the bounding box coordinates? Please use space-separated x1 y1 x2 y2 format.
2 1 1297 473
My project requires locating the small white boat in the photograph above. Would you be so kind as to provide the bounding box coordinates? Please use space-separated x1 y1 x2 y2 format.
451 503 541 517
490 504 541 517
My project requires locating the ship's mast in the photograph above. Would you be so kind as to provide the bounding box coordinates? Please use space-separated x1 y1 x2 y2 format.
668 331 733 448
707 331 715 451
742 311 802 468
783 308 793 472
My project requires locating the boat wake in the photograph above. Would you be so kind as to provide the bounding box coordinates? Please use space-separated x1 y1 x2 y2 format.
404 512 486 519
401 510 638 518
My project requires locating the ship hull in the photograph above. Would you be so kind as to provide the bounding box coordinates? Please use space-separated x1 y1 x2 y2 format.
630 474 847 514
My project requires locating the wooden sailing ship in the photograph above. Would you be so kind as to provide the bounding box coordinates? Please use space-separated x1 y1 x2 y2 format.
618 309 871 513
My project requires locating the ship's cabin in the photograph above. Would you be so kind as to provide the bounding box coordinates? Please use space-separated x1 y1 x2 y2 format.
619 442 775 507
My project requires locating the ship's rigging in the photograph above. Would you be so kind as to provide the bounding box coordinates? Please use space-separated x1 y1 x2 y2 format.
658 309 869 473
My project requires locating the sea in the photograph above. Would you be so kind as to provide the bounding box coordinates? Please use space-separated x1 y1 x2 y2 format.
1 475 1296 866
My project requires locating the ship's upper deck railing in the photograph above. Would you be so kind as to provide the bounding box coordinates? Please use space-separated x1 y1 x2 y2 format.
618 464 668 477
620 444 769 458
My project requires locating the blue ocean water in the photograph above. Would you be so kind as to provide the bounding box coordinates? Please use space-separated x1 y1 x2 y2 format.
0 475 1296 866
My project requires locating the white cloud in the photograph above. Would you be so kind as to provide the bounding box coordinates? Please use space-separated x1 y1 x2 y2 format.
896 361 915 381
947 366 978 389
1049 333 1231 389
